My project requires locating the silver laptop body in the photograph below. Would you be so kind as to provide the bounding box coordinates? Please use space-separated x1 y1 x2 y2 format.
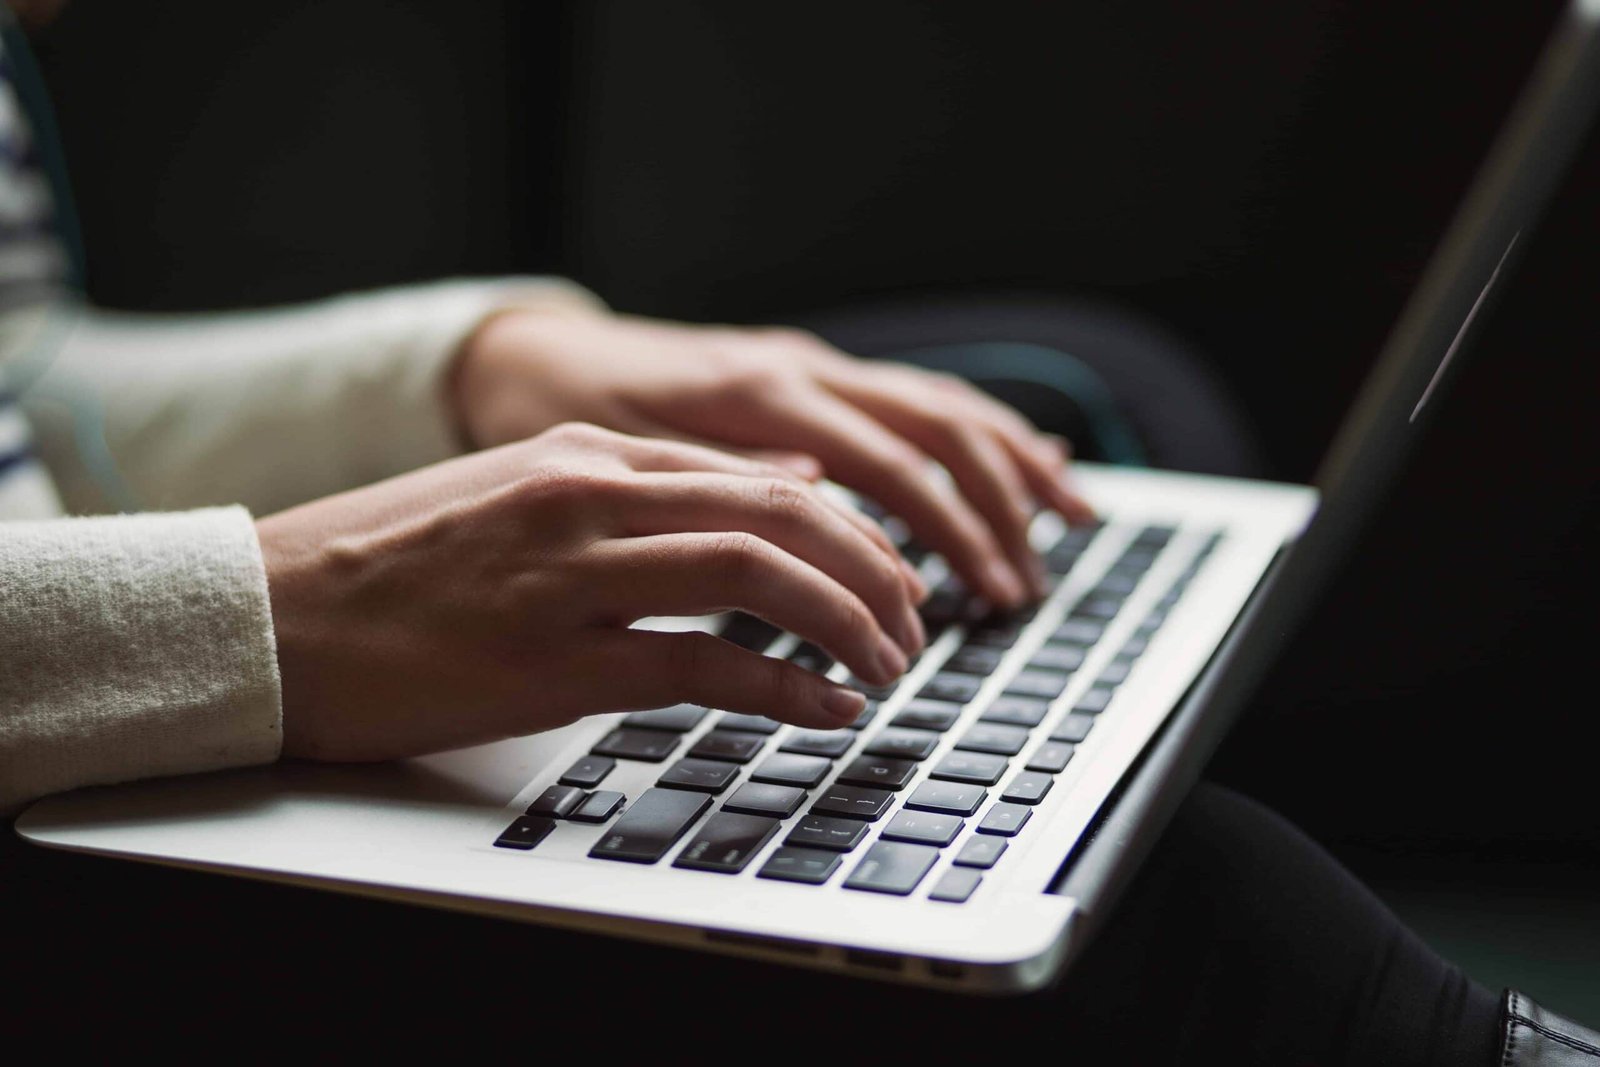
18 1 1600 997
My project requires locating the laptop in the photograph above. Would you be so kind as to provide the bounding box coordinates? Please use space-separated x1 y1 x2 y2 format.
17 2 1600 995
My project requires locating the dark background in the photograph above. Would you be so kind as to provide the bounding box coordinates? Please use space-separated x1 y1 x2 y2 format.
25 0 1597 858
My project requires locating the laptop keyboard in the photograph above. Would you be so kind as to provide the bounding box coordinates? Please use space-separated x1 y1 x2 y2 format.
495 519 1222 904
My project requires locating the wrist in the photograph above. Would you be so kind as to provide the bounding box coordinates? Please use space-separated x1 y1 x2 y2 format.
447 307 594 451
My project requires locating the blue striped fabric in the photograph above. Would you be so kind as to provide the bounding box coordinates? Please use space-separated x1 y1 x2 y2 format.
0 22 69 517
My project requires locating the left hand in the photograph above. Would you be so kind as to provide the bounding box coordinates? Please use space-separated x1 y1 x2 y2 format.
449 311 1096 608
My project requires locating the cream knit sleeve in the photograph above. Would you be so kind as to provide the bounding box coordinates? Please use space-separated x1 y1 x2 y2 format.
0 507 280 813
18 276 604 515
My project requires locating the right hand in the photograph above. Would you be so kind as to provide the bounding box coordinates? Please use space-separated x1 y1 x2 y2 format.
257 422 927 762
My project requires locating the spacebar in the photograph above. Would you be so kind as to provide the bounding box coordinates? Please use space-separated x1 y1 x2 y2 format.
589 787 711 864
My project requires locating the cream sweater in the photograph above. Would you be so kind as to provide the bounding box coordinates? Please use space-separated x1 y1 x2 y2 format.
0 277 600 813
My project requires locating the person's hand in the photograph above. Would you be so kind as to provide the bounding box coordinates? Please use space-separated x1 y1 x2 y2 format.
258 422 925 762
450 312 1096 609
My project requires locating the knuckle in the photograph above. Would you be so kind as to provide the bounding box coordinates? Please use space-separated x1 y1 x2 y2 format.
539 421 612 449
834 589 878 641
710 531 770 580
514 465 626 510
719 363 790 403
757 478 810 523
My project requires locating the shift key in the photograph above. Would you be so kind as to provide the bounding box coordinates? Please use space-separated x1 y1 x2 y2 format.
589 787 710 864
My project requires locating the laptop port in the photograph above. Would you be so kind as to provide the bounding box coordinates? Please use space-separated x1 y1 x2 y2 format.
845 949 903 972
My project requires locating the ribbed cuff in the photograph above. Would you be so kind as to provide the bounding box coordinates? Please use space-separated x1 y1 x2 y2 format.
0 506 281 812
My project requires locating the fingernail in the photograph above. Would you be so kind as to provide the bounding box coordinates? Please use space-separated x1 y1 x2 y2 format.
898 604 926 654
985 559 1027 609
876 632 909 681
822 685 867 724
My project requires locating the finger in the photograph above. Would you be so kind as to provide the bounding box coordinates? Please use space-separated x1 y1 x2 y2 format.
921 380 1098 524
746 450 825 481
817 384 1045 597
995 431 1098 525
745 389 1028 609
587 532 910 686
577 629 867 729
581 425 817 484
620 415 927 602
615 473 924 654
823 492 930 603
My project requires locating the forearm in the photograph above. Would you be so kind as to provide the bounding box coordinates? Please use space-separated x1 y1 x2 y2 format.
0 508 281 814
17 277 602 515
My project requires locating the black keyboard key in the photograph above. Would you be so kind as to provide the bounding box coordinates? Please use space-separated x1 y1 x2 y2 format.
673 812 781 873
717 713 783 735
494 815 555 850
981 695 1051 727
963 620 1029 649
956 722 1031 756
527 784 586 818
688 730 767 764
918 673 984 705
719 612 781 652
919 582 977 630
1073 595 1124 620
758 846 842 885
1028 643 1087 672
1094 571 1141 596
905 780 987 817
837 755 918 791
977 802 1033 836
844 841 939 896
750 753 833 789
1051 714 1095 743
658 757 741 794
930 750 1009 786
1074 686 1115 715
722 782 806 819
1133 525 1176 548
787 642 834 674
1117 547 1161 572
1136 609 1169 635
845 700 880 730
559 754 615 789
1053 619 1105 646
881 811 964 847
892 699 962 733
786 814 871 852
592 728 680 763
1026 741 1076 773
589 788 711 863
569 790 626 823
846 676 898 701
944 645 1006 676
622 704 710 732
810 785 894 821
864 727 940 761
1097 661 1132 687
928 868 983 903
1001 772 1054 805
1005 669 1070 700
780 730 856 758
953 835 1008 868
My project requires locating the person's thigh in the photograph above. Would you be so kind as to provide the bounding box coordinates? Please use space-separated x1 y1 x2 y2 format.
3 782 1500 1062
